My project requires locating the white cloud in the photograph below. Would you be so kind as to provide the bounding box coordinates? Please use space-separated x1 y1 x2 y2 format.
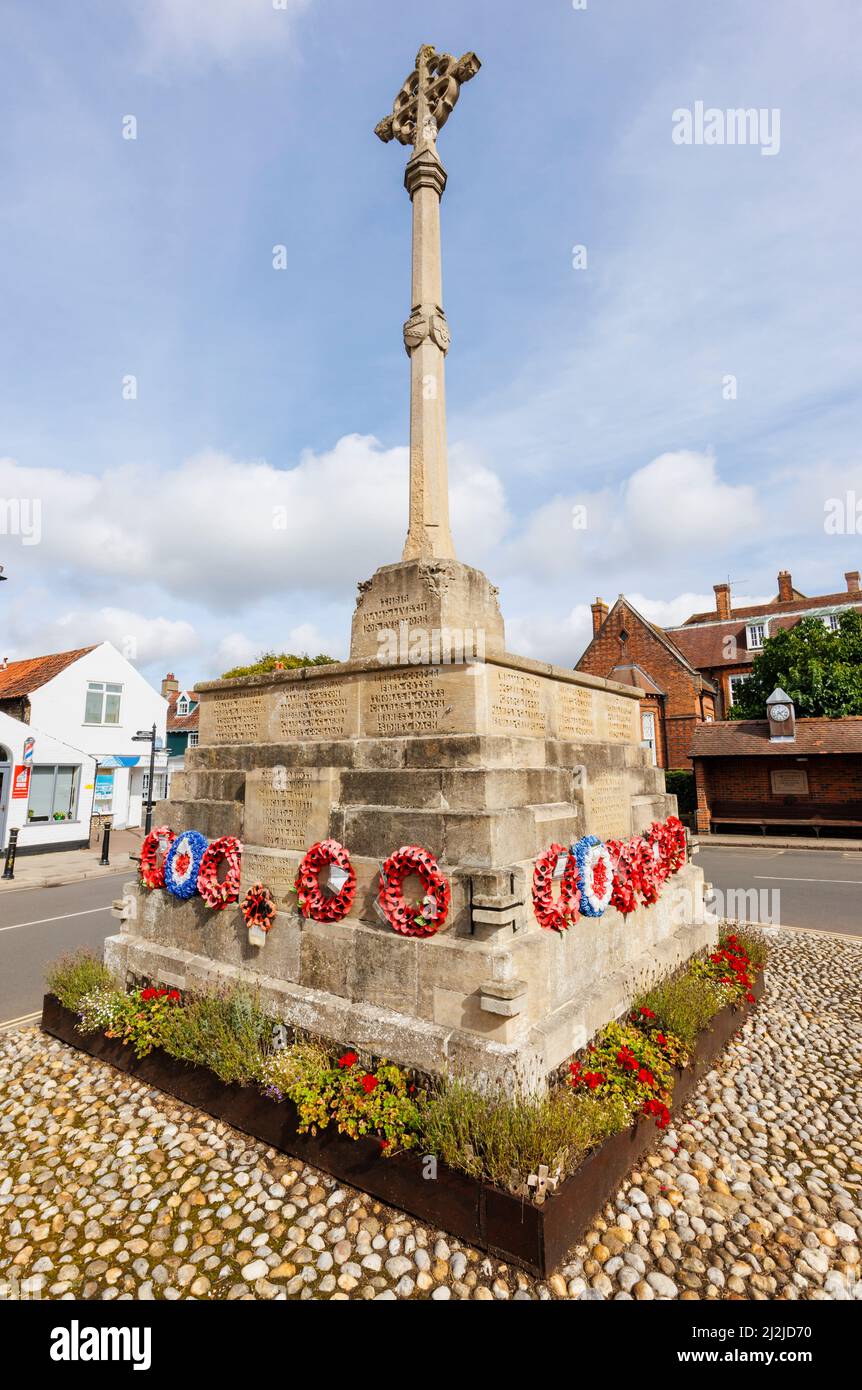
506 449 756 583
130 0 312 69
1 606 196 668
0 436 509 611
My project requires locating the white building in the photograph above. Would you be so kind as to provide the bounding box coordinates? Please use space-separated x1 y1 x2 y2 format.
0 642 167 852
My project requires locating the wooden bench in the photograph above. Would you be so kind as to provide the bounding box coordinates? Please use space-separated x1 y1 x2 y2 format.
709 800 862 836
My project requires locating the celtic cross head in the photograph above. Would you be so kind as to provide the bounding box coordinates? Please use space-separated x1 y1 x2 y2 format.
375 44 481 147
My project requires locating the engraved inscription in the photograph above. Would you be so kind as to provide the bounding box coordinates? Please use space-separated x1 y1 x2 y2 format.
241 849 298 904
274 681 350 740
606 696 637 742
366 668 447 735
584 770 630 840
207 694 266 744
244 769 334 850
489 670 545 735
558 686 595 739
358 590 430 637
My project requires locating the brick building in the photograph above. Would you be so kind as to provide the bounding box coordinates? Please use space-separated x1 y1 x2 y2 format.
575 597 717 769
666 568 862 717
691 703 862 837
576 568 862 769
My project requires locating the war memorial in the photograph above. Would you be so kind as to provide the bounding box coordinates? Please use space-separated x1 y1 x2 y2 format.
105 46 715 1093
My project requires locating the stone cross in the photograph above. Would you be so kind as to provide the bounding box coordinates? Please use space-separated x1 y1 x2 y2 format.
376 45 481 562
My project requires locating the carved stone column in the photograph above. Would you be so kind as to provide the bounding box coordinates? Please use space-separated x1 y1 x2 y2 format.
402 135 456 561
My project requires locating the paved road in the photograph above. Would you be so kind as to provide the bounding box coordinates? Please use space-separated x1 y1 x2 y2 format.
0 873 130 1025
695 844 862 937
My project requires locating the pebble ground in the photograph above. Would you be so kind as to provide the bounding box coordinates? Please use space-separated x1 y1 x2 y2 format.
1 928 860 1301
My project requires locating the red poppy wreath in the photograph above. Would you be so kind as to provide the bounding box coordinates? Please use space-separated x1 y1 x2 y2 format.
197 835 243 910
532 842 581 932
295 839 357 923
240 882 277 933
378 845 450 938
139 825 176 890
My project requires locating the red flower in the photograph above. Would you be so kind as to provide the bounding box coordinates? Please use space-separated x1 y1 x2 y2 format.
746 991 755 1004
168 990 181 1003
379 1138 390 1149
360 1074 378 1094
639 1006 656 1020
616 1046 637 1071
338 1051 358 1068
637 1067 656 1088
656 1032 667 1046
584 1071 605 1090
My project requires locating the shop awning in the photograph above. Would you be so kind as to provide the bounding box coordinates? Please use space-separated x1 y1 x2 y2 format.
96 755 142 769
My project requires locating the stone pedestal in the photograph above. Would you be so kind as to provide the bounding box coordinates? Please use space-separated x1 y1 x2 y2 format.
106 642 715 1090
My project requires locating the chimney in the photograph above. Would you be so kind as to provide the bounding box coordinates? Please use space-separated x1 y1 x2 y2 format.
714 583 731 621
777 570 794 602
161 672 179 698
846 570 861 594
591 598 609 637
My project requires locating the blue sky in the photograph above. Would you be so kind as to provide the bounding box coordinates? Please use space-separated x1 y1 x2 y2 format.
1 0 860 686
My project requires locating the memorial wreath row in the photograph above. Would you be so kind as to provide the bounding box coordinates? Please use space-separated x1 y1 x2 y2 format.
139 814 686 941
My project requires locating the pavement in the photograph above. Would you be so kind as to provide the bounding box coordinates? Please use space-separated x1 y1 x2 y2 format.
1 927 860 1301
694 833 862 852
0 828 141 892
0 873 130 1026
695 843 862 937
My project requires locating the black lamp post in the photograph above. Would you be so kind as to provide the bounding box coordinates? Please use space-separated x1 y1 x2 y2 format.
132 723 164 835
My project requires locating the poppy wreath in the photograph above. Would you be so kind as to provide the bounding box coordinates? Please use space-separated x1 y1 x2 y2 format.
571 835 614 917
643 823 672 887
532 842 581 932
240 882 277 933
653 814 687 876
163 830 208 900
378 845 451 938
295 839 357 923
197 835 243 910
139 825 176 889
607 836 660 913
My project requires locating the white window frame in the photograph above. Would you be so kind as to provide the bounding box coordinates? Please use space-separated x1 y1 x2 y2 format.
26 764 81 823
187 729 199 747
728 673 748 707
176 696 190 716
84 680 123 725
746 622 767 650
641 710 657 765
822 613 840 632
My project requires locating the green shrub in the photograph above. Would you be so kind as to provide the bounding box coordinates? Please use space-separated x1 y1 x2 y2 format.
635 973 726 1048
76 987 129 1037
46 950 114 1011
159 986 272 1086
664 769 696 815
418 1080 629 1192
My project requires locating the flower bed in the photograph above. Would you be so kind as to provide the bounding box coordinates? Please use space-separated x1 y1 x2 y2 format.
41 935 766 1275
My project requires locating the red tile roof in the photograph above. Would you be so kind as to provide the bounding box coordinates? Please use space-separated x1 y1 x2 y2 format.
166 689 200 732
690 717 862 758
682 591 862 625
0 646 97 699
668 603 862 670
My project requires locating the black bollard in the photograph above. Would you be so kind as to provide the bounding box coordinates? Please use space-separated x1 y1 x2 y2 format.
2 827 18 880
99 820 111 866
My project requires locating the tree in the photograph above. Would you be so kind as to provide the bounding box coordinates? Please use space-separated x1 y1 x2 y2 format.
221 650 337 679
729 611 862 719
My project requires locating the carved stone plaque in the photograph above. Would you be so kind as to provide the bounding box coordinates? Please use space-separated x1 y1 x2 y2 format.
244 768 337 850
558 685 596 739
270 679 355 741
604 695 639 742
583 770 631 840
487 668 546 736
199 691 267 745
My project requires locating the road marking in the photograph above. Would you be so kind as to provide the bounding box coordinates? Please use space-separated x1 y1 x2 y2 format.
0 1010 41 1031
0 906 112 935
753 875 862 885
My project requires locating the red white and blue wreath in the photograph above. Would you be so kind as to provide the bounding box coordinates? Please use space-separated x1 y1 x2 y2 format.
163 830 208 900
571 834 614 917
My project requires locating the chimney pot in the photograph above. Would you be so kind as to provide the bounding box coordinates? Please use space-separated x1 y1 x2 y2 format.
591 598 609 637
845 570 861 594
714 583 731 621
777 570 794 602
